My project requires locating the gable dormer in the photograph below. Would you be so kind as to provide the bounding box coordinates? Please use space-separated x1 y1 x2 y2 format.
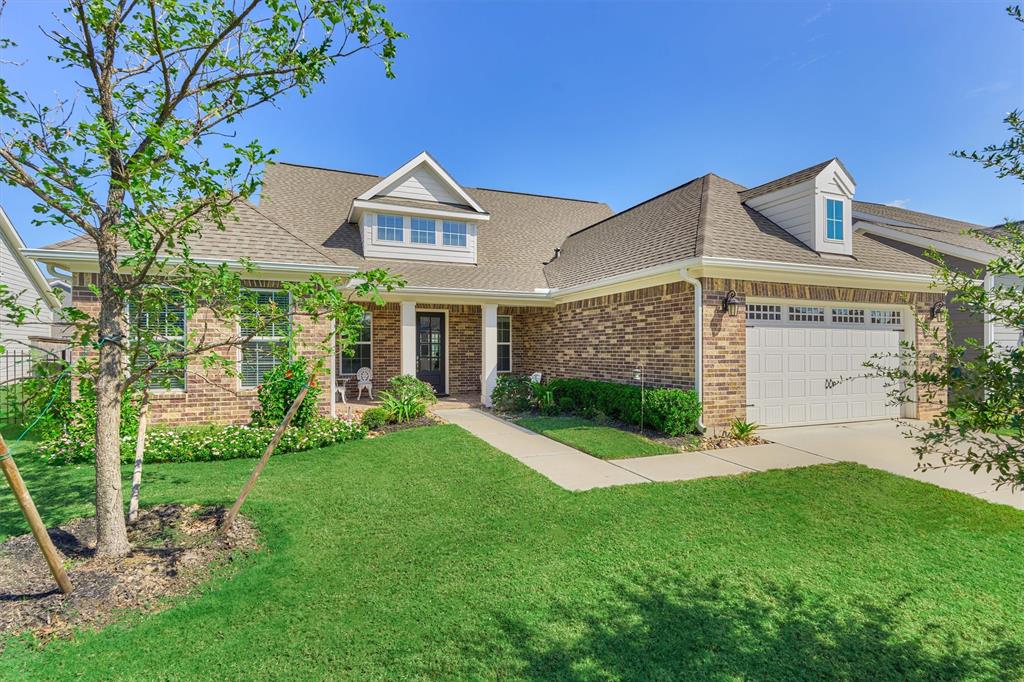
348 152 490 264
740 158 856 256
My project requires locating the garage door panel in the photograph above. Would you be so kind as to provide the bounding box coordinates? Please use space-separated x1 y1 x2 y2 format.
746 305 902 427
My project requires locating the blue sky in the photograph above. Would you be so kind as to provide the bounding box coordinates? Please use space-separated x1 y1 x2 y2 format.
0 0 1021 249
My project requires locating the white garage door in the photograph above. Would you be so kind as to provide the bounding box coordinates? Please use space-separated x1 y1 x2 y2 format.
746 303 903 427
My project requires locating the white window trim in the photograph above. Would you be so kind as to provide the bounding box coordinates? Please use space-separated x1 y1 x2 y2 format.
497 314 512 374
375 213 405 243
338 311 373 377
368 213 472 252
238 288 291 390
126 295 187 393
442 220 469 248
410 217 437 245
824 197 845 242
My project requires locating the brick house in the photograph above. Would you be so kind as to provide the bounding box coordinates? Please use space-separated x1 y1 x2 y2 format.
25 153 1013 430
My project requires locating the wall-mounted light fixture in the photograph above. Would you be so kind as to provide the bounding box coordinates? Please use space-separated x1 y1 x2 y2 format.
722 290 739 316
930 300 947 319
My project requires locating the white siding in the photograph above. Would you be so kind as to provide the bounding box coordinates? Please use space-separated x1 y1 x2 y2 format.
379 166 463 205
0 230 54 361
991 274 1022 352
360 213 478 264
745 180 817 248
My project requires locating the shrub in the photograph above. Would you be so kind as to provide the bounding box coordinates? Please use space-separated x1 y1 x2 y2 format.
34 374 143 463
378 375 436 423
548 378 701 436
531 383 558 416
361 406 391 430
491 374 533 412
250 358 321 428
41 416 366 465
728 419 760 442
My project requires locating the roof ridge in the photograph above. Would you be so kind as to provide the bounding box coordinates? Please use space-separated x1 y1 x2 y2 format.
694 175 712 258
559 174 709 242
737 158 836 199
268 159 604 205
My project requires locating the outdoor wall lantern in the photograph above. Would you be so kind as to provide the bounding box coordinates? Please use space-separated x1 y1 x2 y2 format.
930 300 947 319
722 290 739 316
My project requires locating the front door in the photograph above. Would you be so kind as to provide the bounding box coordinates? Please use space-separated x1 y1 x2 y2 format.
416 312 446 395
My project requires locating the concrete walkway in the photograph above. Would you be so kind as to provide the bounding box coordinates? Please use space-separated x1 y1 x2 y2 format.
442 409 1024 509
440 409 648 490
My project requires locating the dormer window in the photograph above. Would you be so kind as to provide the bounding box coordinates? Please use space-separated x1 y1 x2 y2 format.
443 220 467 247
411 217 436 244
377 213 404 242
826 198 844 241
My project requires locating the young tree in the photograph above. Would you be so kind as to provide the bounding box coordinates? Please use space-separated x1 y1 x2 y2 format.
0 0 404 556
865 6 1023 489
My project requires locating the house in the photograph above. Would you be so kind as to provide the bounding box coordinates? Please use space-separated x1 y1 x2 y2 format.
25 153 1009 430
0 207 62 379
852 202 1021 355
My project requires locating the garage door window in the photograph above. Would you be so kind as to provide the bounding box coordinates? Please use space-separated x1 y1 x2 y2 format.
870 310 902 326
832 308 865 324
788 306 825 322
747 304 781 321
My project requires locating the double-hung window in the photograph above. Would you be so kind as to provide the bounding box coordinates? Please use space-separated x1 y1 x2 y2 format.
442 220 467 247
826 198 844 241
497 315 511 373
376 213 404 242
240 290 290 388
339 312 372 375
127 294 186 390
410 217 436 244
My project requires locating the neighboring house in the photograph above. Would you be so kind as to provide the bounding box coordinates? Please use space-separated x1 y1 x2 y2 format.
26 153 1007 430
853 204 1022 355
0 207 61 378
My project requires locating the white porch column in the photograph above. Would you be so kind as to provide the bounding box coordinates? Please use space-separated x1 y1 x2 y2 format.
400 301 416 376
481 303 498 407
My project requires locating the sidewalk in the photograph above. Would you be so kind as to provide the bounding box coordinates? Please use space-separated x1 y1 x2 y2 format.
440 409 649 490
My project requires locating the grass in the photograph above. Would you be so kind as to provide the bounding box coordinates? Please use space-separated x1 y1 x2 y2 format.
1 425 1023 680
515 415 676 459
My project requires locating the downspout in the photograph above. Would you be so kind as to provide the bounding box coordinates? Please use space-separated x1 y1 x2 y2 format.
679 266 706 433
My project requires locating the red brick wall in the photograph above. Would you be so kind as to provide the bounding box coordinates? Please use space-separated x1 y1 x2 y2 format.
503 281 697 390
700 278 948 428
71 273 332 426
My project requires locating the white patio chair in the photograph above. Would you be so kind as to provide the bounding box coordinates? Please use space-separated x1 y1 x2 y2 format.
356 366 373 400
529 372 543 384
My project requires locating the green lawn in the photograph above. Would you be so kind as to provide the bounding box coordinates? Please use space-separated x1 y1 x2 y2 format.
516 415 676 458
1 425 1023 680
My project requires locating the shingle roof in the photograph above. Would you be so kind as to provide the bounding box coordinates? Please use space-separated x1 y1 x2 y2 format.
853 200 1003 256
738 158 853 202
258 162 613 291
39 200 339 266
545 172 936 289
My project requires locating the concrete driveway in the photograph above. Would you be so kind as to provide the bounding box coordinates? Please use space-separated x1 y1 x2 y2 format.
763 420 1024 509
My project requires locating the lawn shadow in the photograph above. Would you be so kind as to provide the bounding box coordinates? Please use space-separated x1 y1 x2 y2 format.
496 575 1022 681
0 455 94 539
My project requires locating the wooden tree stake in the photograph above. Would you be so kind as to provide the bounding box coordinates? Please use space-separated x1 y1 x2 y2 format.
0 436 73 594
127 391 149 525
220 383 310 533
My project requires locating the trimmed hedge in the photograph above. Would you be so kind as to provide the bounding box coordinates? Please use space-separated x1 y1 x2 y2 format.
41 416 366 465
547 378 701 436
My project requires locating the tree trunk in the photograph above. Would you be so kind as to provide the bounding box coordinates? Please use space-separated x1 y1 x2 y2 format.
94 240 131 557
127 391 149 525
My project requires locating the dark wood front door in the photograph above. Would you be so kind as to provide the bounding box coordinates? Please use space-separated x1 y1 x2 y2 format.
416 312 446 395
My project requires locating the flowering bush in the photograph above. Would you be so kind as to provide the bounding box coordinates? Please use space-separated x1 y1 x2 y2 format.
41 416 366 465
250 358 321 428
378 375 436 422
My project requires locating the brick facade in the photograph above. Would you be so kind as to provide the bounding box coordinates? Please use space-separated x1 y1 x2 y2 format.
699 278 948 428
71 273 332 426
69 271 946 430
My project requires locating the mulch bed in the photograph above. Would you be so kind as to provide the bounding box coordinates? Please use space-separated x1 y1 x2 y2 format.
368 414 439 436
0 504 258 646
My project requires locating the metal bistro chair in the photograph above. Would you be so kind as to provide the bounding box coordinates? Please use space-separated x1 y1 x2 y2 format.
356 366 373 400
529 372 543 384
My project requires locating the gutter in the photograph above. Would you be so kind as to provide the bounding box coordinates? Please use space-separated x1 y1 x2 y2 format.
21 249 360 276
678 264 706 434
